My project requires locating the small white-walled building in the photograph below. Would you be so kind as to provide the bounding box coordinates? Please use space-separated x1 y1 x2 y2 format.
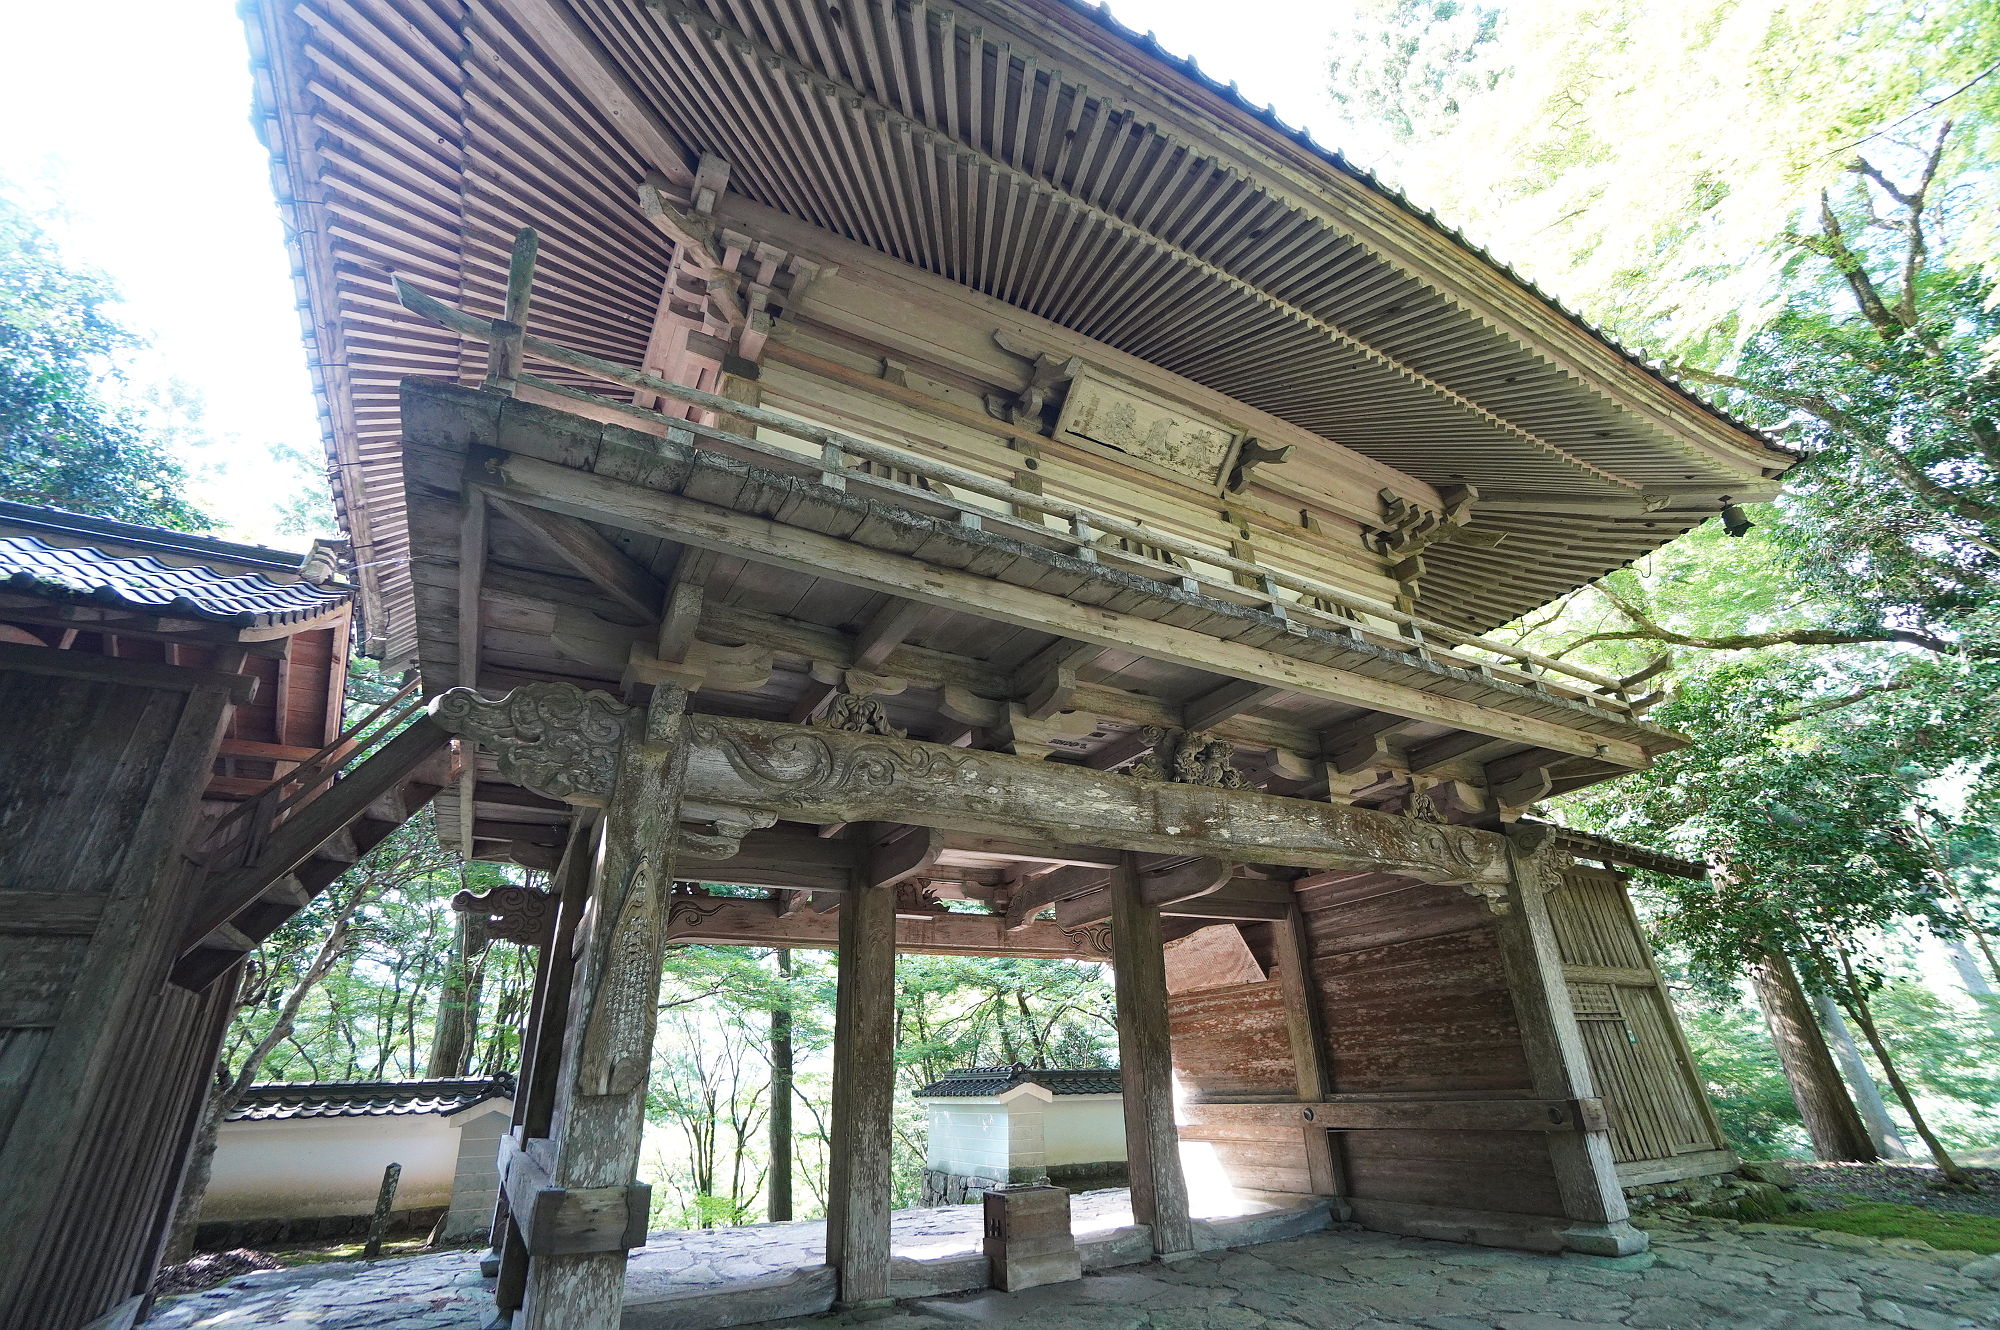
914 1066 1126 1205
202 1076 513 1244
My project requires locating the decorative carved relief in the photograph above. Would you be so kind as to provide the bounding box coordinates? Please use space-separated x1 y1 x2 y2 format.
808 691 904 738
578 865 659 1097
1056 369 1244 489
1058 923 1115 958
1508 822 1572 899
895 881 949 917
1130 726 1247 788
677 809 778 860
692 720 975 810
666 884 728 928
451 885 555 947
1404 787 1446 825
430 682 633 804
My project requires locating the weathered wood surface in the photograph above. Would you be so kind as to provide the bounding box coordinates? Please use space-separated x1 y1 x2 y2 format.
428 684 1513 884
0 668 237 1329
1110 853 1193 1256
517 689 691 1330
1546 865 1728 1171
1488 830 1642 1252
664 894 1111 960
1167 980 1295 1096
825 839 897 1305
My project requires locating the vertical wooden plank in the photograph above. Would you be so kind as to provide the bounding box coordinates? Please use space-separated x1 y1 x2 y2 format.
495 814 595 1317
517 688 690 1330
1272 908 1342 1201
825 835 897 1306
1492 830 1645 1256
1110 851 1193 1256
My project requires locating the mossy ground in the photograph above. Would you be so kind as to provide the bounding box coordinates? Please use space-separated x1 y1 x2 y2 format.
1780 1201 2000 1254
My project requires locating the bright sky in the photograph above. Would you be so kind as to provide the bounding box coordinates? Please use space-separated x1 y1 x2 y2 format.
0 0 1360 548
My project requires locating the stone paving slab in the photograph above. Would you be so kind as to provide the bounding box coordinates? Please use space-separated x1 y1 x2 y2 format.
147 1214 2000 1330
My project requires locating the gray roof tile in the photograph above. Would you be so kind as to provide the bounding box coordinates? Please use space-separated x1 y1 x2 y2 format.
0 511 348 628
227 1075 514 1122
915 1064 1122 1098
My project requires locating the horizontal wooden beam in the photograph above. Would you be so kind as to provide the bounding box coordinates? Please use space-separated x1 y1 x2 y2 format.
1178 1097 1610 1138
431 686 1514 885
499 1135 651 1257
0 639 257 704
663 894 1111 960
446 403 1648 766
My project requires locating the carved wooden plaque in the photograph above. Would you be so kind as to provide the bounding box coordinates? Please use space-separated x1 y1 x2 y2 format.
1054 369 1244 490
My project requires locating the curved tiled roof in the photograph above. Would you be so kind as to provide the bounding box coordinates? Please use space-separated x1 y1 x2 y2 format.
0 505 348 628
226 1075 515 1123
915 1064 1123 1098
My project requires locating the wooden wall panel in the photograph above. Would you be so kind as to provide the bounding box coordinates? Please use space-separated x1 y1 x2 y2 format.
0 664 238 1330
1546 866 1729 1175
1336 1129 1565 1217
1167 978 1295 1098
1309 909 1532 1096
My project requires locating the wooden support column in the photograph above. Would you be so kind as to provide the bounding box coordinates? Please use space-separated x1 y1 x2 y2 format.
1109 851 1194 1258
1272 908 1342 1203
824 827 899 1307
1492 826 1647 1257
515 688 691 1330
492 814 597 1318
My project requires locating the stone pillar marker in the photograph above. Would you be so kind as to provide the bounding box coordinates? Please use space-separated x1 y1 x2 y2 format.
982 1184 1082 1292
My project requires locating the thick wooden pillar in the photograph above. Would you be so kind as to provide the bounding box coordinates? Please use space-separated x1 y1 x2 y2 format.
825 848 898 1307
1110 851 1194 1257
492 814 597 1318
515 688 690 1330
1494 828 1646 1257
1272 908 1341 1201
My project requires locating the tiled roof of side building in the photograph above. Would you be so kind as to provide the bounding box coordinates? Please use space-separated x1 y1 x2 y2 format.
914 1065 1124 1098
226 1074 516 1122
0 502 349 627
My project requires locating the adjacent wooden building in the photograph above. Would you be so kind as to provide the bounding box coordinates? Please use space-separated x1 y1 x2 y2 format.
238 0 1797 1326
0 503 454 1330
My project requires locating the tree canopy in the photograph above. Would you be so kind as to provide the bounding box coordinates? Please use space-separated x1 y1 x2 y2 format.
0 190 209 529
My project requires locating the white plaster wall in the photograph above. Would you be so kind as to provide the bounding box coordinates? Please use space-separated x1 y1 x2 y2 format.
924 1092 1126 1177
1042 1095 1126 1166
202 1115 459 1222
924 1100 1017 1176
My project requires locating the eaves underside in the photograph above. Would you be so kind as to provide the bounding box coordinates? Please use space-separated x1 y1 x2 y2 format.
249 0 1787 662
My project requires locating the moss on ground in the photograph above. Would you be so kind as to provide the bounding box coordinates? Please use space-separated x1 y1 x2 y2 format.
1782 1202 2000 1254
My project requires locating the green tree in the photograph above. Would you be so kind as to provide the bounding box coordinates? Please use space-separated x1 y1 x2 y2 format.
0 190 208 529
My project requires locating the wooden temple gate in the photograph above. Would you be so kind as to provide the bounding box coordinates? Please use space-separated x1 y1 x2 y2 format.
430 675 1635 1327
226 1 1794 1324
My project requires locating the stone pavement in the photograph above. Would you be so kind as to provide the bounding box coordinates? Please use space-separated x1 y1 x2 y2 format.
147 1210 2000 1330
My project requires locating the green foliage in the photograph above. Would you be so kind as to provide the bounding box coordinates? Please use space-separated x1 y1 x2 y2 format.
228 808 531 1084
1781 1202 2000 1253
1327 0 1500 146
1673 994 1811 1158
0 189 208 529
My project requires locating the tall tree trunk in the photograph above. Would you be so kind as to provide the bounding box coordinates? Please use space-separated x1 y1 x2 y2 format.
1939 936 2000 1037
1809 992 1910 1159
1834 951 1971 1186
426 913 489 1077
1749 951 1877 1162
769 947 794 1222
